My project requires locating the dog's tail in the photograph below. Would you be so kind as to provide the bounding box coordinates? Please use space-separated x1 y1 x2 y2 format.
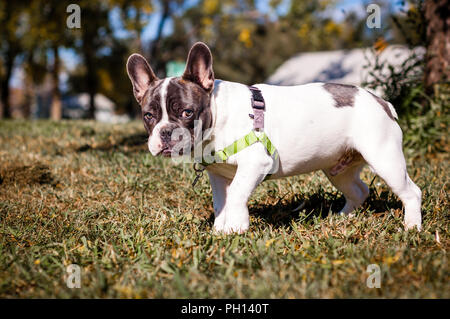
366 89 398 120
387 101 398 120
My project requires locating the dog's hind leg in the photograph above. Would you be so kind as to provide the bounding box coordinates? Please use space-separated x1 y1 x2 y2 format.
358 142 422 230
352 118 422 230
324 162 369 215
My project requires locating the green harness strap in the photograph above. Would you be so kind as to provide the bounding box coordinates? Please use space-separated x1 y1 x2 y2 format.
213 130 278 163
193 130 278 185
191 86 279 187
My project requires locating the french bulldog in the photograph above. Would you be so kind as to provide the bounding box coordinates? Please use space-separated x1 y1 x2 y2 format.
126 42 422 234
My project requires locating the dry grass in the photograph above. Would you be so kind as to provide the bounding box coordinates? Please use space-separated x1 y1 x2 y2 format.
0 120 448 298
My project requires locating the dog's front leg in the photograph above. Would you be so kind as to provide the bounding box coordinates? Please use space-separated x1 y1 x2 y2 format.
208 172 231 231
218 153 274 234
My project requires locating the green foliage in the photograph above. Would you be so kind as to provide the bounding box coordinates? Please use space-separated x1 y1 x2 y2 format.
363 49 422 115
391 0 426 47
402 93 448 156
362 0 449 157
158 0 374 84
363 50 448 157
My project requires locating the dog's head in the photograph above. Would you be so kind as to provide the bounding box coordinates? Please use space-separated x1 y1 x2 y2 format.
126 42 214 157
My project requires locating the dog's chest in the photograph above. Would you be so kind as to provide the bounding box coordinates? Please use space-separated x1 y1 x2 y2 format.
206 163 237 180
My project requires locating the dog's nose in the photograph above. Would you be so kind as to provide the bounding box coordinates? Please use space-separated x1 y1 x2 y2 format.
160 127 173 143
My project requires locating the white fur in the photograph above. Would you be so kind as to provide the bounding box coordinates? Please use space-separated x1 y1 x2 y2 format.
148 78 173 155
205 80 422 233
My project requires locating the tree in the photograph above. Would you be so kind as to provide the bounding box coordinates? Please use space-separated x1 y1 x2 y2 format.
163 0 342 84
0 1 27 118
28 0 72 120
424 0 449 95
76 1 112 119
115 0 154 53
148 0 185 76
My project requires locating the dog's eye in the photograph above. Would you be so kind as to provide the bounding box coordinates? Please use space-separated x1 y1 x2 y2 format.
181 109 194 119
143 112 153 121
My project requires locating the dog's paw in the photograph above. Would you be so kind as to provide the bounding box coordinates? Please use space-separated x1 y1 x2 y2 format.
338 211 356 218
213 207 250 234
213 222 249 234
213 218 249 234
213 222 226 233
222 219 249 234
212 214 226 233
404 213 422 231
404 220 422 231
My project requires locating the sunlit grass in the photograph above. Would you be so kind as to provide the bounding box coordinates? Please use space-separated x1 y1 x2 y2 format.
0 120 448 298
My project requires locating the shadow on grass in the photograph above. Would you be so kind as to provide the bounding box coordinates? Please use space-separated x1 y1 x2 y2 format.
76 133 148 153
0 163 57 187
248 187 403 228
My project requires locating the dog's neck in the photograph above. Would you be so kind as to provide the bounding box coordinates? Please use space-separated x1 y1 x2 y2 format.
208 80 221 137
204 79 257 152
209 79 250 131
207 80 237 144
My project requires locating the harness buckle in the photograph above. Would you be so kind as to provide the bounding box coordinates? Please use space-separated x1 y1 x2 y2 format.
192 163 206 188
251 99 265 109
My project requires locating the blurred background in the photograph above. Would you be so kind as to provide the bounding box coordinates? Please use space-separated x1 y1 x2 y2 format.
0 1 448 149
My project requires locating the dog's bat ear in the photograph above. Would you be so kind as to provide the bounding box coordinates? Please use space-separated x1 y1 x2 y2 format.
182 42 214 93
126 54 158 104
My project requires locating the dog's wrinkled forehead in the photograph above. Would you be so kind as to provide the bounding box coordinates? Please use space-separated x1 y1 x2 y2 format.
166 78 211 114
144 77 208 104
142 77 211 124
141 79 163 110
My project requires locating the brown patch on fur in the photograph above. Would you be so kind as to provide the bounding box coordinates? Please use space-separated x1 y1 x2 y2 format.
368 91 396 120
329 149 364 176
140 80 164 135
126 54 158 103
182 42 214 92
163 77 213 149
323 83 359 107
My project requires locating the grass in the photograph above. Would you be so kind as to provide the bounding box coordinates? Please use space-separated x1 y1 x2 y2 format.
0 120 448 298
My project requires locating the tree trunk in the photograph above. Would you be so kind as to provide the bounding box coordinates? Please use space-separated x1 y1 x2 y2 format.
22 53 34 119
0 52 15 119
82 36 97 119
85 58 96 119
148 0 170 76
424 0 450 95
50 46 62 121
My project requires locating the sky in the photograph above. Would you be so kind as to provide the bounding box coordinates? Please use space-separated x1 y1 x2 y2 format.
10 0 406 89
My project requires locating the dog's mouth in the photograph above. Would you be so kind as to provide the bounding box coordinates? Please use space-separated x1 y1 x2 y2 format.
157 142 191 158
161 148 172 157
155 146 172 157
157 147 181 157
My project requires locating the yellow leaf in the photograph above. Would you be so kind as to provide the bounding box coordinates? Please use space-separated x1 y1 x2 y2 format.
332 259 346 265
238 28 253 48
201 17 213 26
265 239 275 247
382 252 401 265
374 37 388 54
203 0 219 14
171 248 178 259
297 24 310 39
